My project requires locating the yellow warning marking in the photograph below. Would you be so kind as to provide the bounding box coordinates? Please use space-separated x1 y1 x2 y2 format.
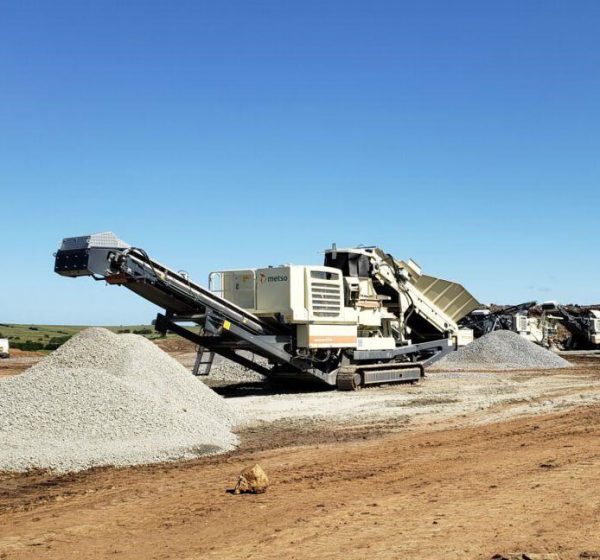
223 320 231 330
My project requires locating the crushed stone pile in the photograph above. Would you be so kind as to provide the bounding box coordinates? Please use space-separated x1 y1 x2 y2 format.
434 330 572 371
0 328 242 473
207 354 266 384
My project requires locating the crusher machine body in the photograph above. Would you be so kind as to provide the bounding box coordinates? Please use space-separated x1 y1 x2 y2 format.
54 233 479 389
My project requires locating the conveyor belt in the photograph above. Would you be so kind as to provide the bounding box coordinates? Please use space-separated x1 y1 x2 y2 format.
54 233 300 374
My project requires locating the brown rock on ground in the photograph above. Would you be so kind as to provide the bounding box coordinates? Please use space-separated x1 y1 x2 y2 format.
233 464 269 494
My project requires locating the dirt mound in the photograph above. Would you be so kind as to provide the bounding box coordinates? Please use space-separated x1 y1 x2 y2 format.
153 336 196 353
6 348 45 357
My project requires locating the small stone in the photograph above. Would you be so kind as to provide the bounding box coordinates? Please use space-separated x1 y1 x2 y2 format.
233 464 269 494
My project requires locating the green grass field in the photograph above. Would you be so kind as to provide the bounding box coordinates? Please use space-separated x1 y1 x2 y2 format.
0 323 164 351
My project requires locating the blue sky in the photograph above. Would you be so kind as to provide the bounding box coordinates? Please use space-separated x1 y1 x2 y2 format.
1 1 599 324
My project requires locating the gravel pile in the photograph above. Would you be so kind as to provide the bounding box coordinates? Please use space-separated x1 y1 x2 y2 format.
208 354 266 384
434 330 572 371
0 328 242 473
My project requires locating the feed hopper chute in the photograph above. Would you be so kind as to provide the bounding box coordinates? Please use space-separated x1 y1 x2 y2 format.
410 274 480 323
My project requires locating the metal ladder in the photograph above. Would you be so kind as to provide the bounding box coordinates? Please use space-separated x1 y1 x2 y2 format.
192 347 215 376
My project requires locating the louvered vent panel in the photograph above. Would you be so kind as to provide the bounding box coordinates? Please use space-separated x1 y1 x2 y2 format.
311 281 341 317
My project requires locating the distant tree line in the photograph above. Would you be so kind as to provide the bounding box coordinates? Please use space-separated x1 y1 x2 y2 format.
2 327 157 352
9 336 71 351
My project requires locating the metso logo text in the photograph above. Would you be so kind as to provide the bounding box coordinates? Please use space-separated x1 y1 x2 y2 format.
259 272 289 284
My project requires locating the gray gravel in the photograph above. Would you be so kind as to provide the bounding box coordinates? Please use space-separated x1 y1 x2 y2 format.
433 330 572 371
0 328 242 473
208 354 266 383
